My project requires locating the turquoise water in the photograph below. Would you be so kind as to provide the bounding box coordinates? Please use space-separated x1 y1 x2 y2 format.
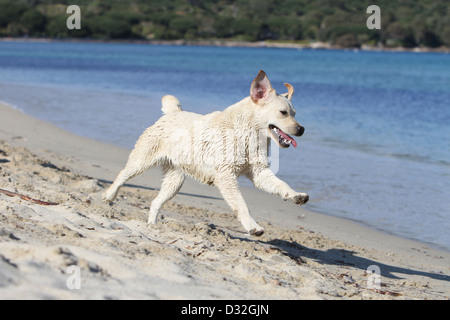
0 41 449 250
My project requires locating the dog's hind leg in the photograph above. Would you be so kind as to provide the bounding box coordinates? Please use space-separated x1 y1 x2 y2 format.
214 173 264 236
102 146 157 203
148 167 185 224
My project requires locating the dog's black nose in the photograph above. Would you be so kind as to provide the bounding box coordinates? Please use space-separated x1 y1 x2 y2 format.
296 125 304 137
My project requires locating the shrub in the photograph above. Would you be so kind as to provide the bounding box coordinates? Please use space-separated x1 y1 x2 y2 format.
89 16 132 39
168 16 198 38
0 0 27 28
45 15 69 38
335 33 359 48
231 18 261 40
20 9 47 35
267 16 302 40
422 31 442 48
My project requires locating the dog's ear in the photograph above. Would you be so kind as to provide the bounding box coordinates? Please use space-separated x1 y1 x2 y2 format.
282 83 294 100
250 70 274 104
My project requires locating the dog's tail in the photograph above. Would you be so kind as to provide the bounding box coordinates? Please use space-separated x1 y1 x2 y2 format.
161 95 182 114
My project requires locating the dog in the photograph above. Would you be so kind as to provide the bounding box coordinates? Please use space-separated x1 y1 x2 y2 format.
102 70 309 236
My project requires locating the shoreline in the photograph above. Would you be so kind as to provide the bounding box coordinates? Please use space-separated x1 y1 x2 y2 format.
0 101 449 299
2 36 450 54
1 92 448 253
1 82 448 253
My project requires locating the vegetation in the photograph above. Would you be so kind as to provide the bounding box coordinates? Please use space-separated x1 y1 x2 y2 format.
0 0 449 48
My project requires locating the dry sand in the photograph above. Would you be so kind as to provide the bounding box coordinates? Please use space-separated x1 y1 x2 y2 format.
0 102 449 300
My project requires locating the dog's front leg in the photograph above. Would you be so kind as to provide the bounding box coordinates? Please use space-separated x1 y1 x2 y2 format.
250 167 309 205
214 173 264 236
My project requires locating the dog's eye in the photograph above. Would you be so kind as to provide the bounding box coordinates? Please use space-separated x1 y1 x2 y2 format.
280 110 288 116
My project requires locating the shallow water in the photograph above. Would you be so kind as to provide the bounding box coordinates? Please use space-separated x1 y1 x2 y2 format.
0 41 449 250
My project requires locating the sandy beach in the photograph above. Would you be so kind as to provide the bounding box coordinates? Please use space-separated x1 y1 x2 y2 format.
0 101 449 300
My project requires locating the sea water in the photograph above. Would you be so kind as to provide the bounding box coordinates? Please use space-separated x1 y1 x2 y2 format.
0 41 449 250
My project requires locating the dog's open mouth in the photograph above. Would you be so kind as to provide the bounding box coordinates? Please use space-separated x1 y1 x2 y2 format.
269 125 297 148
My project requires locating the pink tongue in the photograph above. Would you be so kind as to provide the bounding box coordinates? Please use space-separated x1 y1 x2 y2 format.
278 129 297 148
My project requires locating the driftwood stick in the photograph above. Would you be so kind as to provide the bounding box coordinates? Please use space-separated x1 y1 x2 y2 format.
0 188 59 206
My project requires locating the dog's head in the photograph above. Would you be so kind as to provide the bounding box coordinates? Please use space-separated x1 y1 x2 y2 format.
250 70 304 148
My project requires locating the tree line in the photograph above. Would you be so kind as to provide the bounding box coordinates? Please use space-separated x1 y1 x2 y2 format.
0 0 448 48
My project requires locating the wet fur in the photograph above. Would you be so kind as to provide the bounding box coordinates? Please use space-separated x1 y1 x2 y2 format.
103 71 309 236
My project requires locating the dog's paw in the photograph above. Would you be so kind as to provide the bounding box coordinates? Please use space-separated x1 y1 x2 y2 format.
147 212 158 225
102 197 112 205
101 191 115 204
249 228 265 237
292 193 309 205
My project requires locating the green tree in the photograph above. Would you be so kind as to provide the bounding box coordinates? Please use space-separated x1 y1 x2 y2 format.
267 16 302 40
213 16 234 38
89 16 133 39
169 16 198 38
20 9 47 35
231 18 261 40
0 0 27 28
422 31 442 48
45 15 69 38
441 26 450 47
